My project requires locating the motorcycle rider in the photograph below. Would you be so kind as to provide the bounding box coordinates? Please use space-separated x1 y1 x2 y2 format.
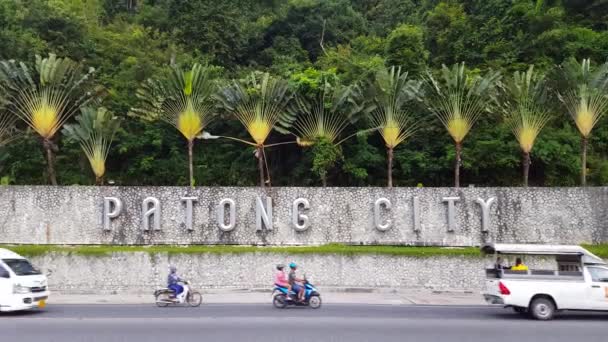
288 262 305 302
167 265 184 300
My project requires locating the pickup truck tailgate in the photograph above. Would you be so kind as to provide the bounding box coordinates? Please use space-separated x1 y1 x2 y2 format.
483 279 504 304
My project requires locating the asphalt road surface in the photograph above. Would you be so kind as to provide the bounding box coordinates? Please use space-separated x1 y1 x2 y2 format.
2 304 608 342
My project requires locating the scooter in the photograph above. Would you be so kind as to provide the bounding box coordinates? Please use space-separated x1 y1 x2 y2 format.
272 278 321 309
154 281 202 307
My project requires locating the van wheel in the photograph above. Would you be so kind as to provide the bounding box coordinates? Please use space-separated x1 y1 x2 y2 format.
529 298 555 320
513 306 527 314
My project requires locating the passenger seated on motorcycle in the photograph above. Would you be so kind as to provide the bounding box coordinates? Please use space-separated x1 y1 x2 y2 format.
275 264 289 288
167 265 183 298
288 262 305 302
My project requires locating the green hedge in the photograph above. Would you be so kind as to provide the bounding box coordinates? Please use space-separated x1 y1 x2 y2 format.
0 244 480 258
3 244 607 259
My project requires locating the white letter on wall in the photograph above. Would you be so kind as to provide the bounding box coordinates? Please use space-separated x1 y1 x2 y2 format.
217 198 236 232
412 196 421 232
142 197 161 231
256 196 273 231
292 198 310 232
103 197 123 231
442 197 460 232
374 198 392 231
475 197 496 233
181 197 198 231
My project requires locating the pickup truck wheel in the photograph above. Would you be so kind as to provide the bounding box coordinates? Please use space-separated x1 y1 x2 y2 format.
530 298 555 320
513 306 527 314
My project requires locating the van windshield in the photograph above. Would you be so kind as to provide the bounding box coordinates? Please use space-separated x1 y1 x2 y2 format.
2 259 41 276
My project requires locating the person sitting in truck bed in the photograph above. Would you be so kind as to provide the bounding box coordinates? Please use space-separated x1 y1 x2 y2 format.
494 257 508 270
510 257 528 271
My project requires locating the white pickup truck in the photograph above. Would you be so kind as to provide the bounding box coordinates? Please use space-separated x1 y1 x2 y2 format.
481 243 608 320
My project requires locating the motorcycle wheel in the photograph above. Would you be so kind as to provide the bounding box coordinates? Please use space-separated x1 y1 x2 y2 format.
155 292 170 307
187 292 203 307
309 295 322 309
273 294 287 309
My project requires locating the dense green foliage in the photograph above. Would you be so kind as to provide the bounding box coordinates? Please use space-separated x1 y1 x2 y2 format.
1 0 608 187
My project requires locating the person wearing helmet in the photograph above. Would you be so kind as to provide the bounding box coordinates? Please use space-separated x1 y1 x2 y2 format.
167 265 183 299
288 262 305 302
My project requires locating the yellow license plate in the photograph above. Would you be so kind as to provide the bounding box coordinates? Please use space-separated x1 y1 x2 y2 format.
38 300 46 308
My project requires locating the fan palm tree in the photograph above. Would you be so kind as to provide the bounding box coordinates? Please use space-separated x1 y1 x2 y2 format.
502 65 552 187
369 66 421 188
557 58 608 186
214 72 295 187
424 62 500 188
62 107 121 185
130 63 216 187
291 81 368 186
0 54 99 185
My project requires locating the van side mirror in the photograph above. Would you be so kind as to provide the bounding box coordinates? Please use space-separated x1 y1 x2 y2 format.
0 269 9 278
46 269 53 277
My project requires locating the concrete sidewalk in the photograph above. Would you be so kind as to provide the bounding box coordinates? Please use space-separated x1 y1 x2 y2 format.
48 288 485 306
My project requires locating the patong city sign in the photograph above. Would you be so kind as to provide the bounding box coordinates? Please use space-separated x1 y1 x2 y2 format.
102 195 497 233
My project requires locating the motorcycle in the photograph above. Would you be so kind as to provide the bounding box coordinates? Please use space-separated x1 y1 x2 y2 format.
272 277 321 309
154 281 202 307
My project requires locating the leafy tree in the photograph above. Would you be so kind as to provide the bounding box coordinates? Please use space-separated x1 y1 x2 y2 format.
369 66 420 187
501 65 552 186
385 25 429 76
557 58 608 186
424 62 501 187
131 63 216 187
291 80 364 185
214 72 295 187
62 107 121 185
0 53 100 185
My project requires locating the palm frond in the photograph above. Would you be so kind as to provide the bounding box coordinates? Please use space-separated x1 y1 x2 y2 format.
215 72 294 146
370 66 421 148
291 81 361 145
62 107 121 179
130 63 216 141
502 65 552 153
425 62 500 143
0 54 99 140
557 58 608 138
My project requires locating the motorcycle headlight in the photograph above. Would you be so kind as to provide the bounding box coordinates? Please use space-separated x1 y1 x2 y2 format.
13 284 30 294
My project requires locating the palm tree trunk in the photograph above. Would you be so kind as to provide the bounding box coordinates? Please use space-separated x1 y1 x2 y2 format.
581 136 587 186
257 146 265 188
43 139 57 185
522 151 530 187
188 140 194 188
387 147 394 188
321 174 327 187
454 141 462 188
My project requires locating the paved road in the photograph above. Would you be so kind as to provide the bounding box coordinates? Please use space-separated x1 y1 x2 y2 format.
2 304 608 342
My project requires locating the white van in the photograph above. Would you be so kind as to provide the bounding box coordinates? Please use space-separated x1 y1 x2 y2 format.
0 248 49 312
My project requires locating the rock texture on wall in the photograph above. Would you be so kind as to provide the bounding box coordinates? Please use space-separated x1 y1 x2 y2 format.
30 252 559 294
0 186 607 246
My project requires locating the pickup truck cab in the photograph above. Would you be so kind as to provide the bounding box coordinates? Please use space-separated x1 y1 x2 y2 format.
481 243 608 320
0 248 49 312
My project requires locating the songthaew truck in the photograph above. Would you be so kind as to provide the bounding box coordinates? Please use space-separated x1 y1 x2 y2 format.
481 243 608 320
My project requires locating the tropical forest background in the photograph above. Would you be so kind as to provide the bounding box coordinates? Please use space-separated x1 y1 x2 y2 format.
1 0 608 187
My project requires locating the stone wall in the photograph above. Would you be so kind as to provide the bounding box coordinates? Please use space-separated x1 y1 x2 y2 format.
0 186 607 246
30 252 487 293
29 252 559 294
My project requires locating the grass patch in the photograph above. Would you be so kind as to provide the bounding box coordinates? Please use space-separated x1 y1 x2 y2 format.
0 244 481 258
582 244 608 259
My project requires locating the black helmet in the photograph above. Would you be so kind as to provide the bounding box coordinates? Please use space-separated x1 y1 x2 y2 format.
276 264 285 270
